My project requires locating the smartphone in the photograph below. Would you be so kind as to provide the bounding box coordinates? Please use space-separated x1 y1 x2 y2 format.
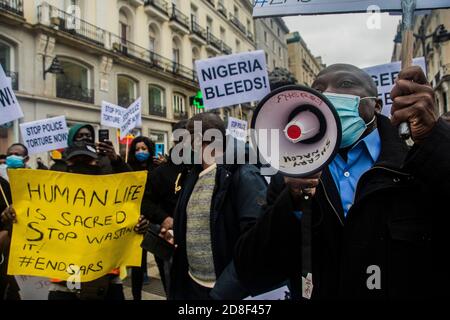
141 224 175 261
98 129 109 143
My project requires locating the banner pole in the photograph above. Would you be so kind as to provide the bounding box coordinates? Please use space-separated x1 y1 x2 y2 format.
0 182 10 208
399 0 417 140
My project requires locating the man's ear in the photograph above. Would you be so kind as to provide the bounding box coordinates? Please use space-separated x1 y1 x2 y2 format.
24 156 30 163
375 98 383 114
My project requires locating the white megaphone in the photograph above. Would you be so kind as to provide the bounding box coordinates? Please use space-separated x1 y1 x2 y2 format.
251 85 342 177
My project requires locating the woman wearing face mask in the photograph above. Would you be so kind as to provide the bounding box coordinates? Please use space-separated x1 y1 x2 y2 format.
127 136 156 300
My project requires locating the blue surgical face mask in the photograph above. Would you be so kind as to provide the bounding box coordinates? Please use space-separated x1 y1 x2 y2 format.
324 92 377 148
135 151 150 163
6 155 25 169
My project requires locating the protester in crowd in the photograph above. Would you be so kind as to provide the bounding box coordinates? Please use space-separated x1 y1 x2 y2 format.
140 120 188 295
0 155 6 165
126 136 156 300
0 176 20 300
50 124 130 173
5 143 29 169
163 112 267 300
234 64 450 300
2 142 150 300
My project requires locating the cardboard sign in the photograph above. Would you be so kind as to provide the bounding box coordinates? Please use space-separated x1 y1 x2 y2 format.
195 51 270 110
120 98 142 139
363 57 426 117
101 101 126 129
20 116 69 155
227 117 248 142
253 0 450 18
7 170 147 282
0 64 23 125
15 276 50 300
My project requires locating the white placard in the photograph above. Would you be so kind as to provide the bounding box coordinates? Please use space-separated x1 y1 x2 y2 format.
253 0 450 18
120 97 142 139
195 51 270 110
15 276 50 300
101 101 126 129
245 285 291 300
0 64 23 125
227 117 248 142
20 116 69 155
363 57 426 117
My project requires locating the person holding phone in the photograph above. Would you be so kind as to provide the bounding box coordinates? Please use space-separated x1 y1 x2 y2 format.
50 124 131 173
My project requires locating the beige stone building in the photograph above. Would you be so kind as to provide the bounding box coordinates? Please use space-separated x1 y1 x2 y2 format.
287 31 325 86
391 9 450 116
0 0 256 159
254 17 289 71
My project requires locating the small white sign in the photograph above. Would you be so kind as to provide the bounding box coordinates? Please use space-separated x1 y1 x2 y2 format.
20 116 69 155
0 64 23 126
227 117 248 142
363 57 426 117
120 97 142 139
195 51 270 110
15 276 50 300
101 101 126 129
253 0 450 18
245 285 291 300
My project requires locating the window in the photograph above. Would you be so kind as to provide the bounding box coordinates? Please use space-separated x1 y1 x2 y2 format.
264 31 268 44
117 75 137 107
191 5 198 22
119 9 130 42
149 130 168 156
56 59 93 103
206 16 213 34
277 28 280 37
148 85 166 117
220 27 226 40
273 59 276 69
235 39 241 52
192 46 200 69
0 40 12 72
173 93 186 119
172 36 182 66
270 19 273 29
148 24 160 53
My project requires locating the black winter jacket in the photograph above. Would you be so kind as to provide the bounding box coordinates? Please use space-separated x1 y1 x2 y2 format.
235 116 450 300
170 145 268 300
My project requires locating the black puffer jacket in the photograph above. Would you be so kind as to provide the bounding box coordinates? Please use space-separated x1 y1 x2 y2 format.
235 116 450 300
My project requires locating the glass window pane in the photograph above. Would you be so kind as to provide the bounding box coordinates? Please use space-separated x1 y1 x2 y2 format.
0 42 11 71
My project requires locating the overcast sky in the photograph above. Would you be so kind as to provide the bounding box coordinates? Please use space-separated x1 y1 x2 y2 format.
283 13 402 69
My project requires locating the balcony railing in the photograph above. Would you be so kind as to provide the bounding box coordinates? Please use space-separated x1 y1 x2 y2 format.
149 104 167 117
221 42 232 55
5 70 18 90
191 18 207 40
118 96 136 108
229 13 246 34
36 3 197 85
0 0 23 16
170 4 189 29
205 0 215 8
56 80 94 104
144 0 168 14
174 111 188 120
37 3 105 46
217 2 227 18
207 30 222 51
247 31 254 42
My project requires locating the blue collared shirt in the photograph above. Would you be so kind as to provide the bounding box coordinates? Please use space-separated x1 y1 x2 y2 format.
328 129 381 217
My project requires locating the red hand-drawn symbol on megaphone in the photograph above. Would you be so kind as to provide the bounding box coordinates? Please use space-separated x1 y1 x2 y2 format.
251 85 342 177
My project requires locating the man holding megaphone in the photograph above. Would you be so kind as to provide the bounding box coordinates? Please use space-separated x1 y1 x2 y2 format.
235 64 450 300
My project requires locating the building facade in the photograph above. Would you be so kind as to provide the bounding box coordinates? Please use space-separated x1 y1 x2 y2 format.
391 9 450 116
287 31 325 86
255 17 289 71
0 0 256 159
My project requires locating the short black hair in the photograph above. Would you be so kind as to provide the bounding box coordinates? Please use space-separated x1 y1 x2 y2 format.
7 143 29 156
269 67 298 91
187 112 226 138
0 154 6 160
172 119 188 132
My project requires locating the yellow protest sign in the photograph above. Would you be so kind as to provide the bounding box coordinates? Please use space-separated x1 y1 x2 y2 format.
7 169 147 282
